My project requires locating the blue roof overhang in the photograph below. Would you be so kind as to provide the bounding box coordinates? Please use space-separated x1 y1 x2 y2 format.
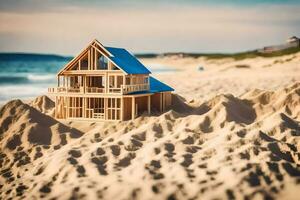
149 76 174 93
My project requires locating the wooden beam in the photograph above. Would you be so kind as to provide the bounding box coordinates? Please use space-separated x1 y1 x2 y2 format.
91 44 111 57
57 38 110 75
104 98 108 120
83 97 86 118
121 97 124 121
88 49 91 70
162 93 164 112
92 48 94 70
55 96 57 118
131 97 135 120
66 97 69 118
130 74 132 85
94 48 97 70
58 47 89 75
62 70 123 75
160 93 162 112
147 95 151 115
79 58 81 70
91 44 128 75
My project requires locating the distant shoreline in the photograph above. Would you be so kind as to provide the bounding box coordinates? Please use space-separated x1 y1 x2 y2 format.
1 46 299 62
136 46 300 60
0 53 72 61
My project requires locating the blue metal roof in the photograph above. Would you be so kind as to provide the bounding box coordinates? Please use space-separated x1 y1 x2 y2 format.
105 47 151 74
149 76 174 92
125 76 174 95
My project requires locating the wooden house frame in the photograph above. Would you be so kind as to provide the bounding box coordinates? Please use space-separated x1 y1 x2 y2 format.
48 39 174 121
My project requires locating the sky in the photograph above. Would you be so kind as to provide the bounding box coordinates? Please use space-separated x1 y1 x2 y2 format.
0 0 299 55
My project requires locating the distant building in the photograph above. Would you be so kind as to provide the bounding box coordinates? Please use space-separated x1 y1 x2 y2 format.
286 36 300 47
286 36 300 44
258 36 300 53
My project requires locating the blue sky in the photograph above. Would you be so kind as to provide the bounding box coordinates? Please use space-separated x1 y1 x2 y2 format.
0 0 299 55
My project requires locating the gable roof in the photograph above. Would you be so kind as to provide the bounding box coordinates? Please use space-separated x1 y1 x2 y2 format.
58 39 151 75
105 47 151 74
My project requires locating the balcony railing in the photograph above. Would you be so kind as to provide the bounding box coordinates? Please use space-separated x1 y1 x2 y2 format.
86 87 105 93
48 87 83 93
48 83 149 95
121 84 149 94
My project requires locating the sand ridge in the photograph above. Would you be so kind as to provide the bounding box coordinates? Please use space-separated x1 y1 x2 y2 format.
0 80 299 199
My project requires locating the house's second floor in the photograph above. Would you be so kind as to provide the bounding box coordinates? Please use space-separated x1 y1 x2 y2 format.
48 39 152 95
48 73 150 95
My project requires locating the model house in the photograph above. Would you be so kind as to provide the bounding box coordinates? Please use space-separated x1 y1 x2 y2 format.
48 39 173 121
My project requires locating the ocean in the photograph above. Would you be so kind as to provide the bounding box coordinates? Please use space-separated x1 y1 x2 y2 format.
0 53 176 104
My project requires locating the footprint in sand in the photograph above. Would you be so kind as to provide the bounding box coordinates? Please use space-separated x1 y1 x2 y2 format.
125 139 143 151
115 153 136 169
69 150 82 158
91 156 108 175
76 165 86 177
182 136 195 145
110 145 121 156
145 160 164 180
164 143 176 162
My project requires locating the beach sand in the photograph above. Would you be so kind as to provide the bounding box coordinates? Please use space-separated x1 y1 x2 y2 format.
0 52 300 200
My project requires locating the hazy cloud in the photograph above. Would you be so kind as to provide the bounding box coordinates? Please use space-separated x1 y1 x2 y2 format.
0 1 299 54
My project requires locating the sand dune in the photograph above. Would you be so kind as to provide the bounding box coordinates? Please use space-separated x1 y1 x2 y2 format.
0 77 300 199
29 95 55 117
144 52 300 102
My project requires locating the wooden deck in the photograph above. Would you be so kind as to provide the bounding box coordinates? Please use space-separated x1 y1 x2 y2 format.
48 83 149 95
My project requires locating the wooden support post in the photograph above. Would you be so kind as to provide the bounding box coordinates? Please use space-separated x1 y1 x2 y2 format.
94 48 97 69
79 58 81 70
132 97 135 120
66 76 68 88
83 97 86 118
108 61 111 70
105 72 108 93
122 75 126 94
88 49 90 70
130 75 132 85
104 98 107 120
161 93 164 112
92 48 94 70
121 97 124 121
160 93 162 112
91 48 93 70
66 97 69 118
83 75 86 93
147 95 151 115
55 96 57 118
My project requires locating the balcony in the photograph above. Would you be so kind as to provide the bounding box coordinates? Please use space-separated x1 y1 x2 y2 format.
121 83 149 94
48 87 83 93
48 83 149 95
86 87 105 93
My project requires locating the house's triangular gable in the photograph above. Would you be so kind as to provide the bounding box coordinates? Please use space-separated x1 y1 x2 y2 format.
57 39 151 76
58 39 126 75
